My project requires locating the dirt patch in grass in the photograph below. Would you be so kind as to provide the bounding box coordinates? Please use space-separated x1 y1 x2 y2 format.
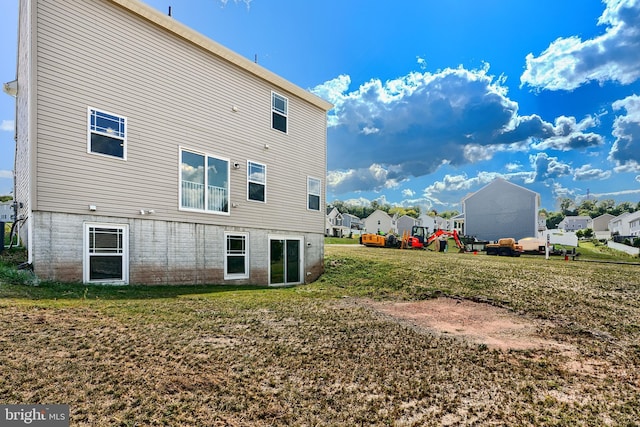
364 297 570 352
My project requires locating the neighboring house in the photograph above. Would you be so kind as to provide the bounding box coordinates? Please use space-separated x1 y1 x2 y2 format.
609 212 631 236
451 213 464 234
7 0 332 285
326 207 348 237
416 214 453 233
342 213 363 233
558 216 593 232
397 215 417 237
416 214 436 233
0 201 13 222
462 178 539 241
592 213 614 239
628 211 640 237
363 210 397 235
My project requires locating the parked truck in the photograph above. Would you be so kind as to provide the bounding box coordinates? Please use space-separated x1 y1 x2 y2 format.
485 238 523 257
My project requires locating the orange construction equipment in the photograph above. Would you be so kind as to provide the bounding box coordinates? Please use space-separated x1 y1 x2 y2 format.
361 226 429 249
485 238 523 257
426 229 465 252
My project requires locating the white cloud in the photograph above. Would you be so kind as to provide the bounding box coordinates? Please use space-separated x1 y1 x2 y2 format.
326 164 404 194
505 162 521 172
217 0 251 8
530 115 604 151
1 120 14 132
315 64 604 195
401 188 415 198
573 164 612 181
530 153 572 182
521 0 640 91
609 94 640 171
0 170 13 179
551 182 576 204
591 188 640 198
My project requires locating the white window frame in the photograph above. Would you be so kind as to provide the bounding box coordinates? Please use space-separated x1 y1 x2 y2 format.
247 160 267 203
83 222 129 284
307 176 321 211
179 147 230 215
224 232 249 280
87 107 127 160
271 91 288 134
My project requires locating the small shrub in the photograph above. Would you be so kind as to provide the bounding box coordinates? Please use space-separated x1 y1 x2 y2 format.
0 248 36 286
0 263 38 286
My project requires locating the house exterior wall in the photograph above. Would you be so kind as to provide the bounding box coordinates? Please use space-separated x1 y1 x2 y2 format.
31 212 324 285
628 211 640 236
417 215 436 233
363 210 394 234
463 179 538 241
326 208 346 237
609 213 631 236
397 215 416 236
14 0 34 253
558 216 592 231
592 214 614 232
14 0 331 285
342 214 362 231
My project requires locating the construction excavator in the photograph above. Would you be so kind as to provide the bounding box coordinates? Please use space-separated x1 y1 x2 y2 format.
360 226 466 252
425 229 465 252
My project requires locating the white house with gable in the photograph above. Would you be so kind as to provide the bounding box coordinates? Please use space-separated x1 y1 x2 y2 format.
363 210 397 235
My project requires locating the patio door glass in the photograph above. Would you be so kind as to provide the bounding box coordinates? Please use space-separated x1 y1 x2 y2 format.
269 238 302 285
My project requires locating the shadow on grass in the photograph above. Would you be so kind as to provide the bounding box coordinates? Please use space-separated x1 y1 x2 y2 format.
0 249 289 301
0 281 280 301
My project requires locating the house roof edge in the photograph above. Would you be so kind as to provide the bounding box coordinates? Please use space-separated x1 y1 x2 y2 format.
107 0 334 112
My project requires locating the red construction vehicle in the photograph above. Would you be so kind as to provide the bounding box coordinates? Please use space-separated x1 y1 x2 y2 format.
426 229 465 252
361 226 430 249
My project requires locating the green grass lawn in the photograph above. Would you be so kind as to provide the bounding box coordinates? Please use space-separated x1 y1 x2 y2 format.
324 235 360 244
1 246 639 425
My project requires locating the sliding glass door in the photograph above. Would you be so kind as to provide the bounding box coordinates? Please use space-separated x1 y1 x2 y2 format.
269 237 302 285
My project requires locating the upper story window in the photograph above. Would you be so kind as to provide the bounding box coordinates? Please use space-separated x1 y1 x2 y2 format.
271 92 288 133
88 108 126 159
180 148 229 214
247 161 266 202
307 177 321 211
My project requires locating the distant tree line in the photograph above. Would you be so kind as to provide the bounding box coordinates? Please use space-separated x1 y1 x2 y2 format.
327 200 462 220
540 198 640 229
329 197 639 230
328 200 422 219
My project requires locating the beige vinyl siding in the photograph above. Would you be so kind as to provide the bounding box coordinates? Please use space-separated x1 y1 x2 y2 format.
15 0 32 216
33 0 328 233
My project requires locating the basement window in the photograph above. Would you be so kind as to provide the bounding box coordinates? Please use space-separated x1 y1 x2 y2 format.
225 233 249 280
84 223 129 284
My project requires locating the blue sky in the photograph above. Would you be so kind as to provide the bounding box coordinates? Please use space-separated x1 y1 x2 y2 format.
2 0 640 212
